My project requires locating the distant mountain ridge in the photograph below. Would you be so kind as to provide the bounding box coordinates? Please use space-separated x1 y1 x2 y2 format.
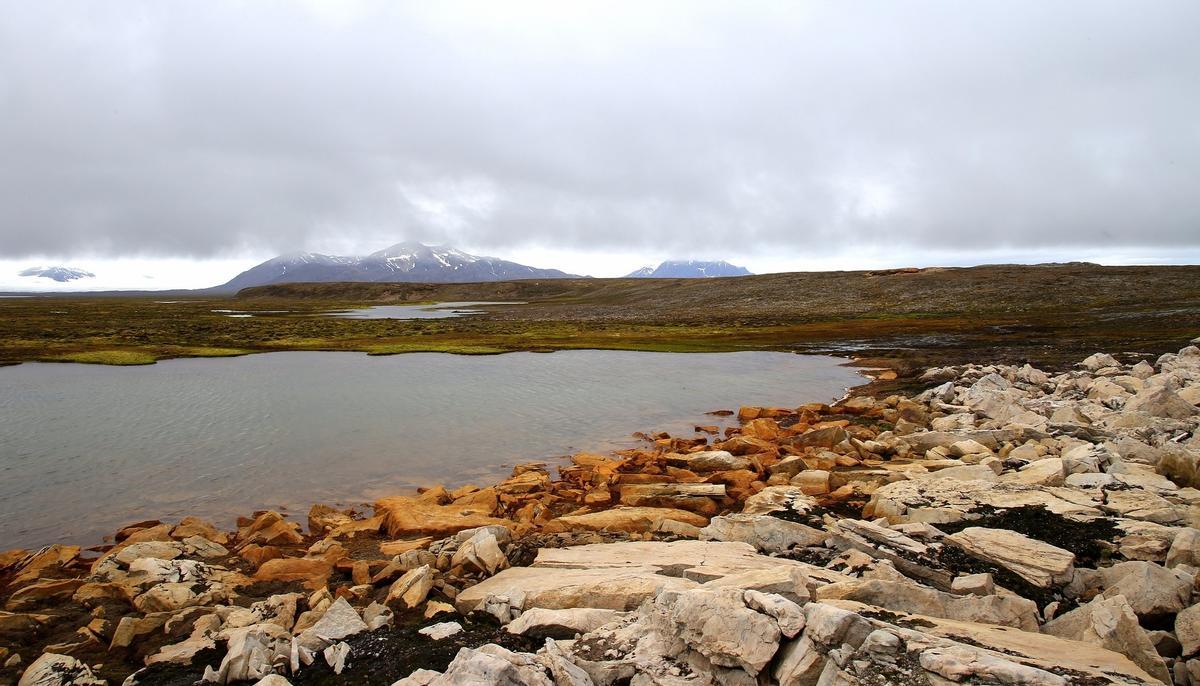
625 260 752 278
19 266 95 282
217 242 579 291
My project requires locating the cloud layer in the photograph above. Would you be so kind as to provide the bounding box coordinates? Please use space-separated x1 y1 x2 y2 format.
2 0 1198 265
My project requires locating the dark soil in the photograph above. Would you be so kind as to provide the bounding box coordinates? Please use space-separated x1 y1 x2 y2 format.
128 615 540 686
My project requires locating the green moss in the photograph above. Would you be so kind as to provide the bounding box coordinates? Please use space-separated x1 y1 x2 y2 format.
3 264 1199 372
54 350 158 366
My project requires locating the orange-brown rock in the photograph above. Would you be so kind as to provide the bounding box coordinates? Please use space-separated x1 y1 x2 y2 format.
0 611 47 639
714 436 777 456
239 544 283 568
5 579 85 611
812 419 850 430
376 490 508 538
238 511 304 547
253 557 334 589
542 506 709 534
10 544 80 585
171 517 228 545
618 483 723 515
737 407 763 421
72 582 136 608
449 484 479 499
615 473 672 485
308 504 356 536
327 516 384 540
513 500 549 524
351 560 372 586
583 488 614 506
705 469 760 501
741 418 783 440
0 549 27 570
785 426 848 450
113 520 162 542
694 425 719 434
663 467 704 482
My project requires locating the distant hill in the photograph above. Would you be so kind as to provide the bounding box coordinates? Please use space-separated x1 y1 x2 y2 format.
216 242 580 291
19 266 95 282
625 260 751 278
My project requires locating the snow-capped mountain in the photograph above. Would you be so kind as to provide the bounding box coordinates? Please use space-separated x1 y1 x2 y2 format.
624 260 752 278
216 242 579 291
18 266 96 282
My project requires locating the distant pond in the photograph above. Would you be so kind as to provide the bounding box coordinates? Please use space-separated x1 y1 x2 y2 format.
326 301 525 319
0 350 861 549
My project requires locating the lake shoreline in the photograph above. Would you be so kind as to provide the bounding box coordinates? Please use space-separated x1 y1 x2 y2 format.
0 350 864 551
3 338 1199 685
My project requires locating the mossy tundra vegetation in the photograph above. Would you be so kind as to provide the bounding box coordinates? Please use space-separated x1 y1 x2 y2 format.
3 263 1199 389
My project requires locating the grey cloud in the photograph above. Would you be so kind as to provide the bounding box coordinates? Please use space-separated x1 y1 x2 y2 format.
0 0 1198 261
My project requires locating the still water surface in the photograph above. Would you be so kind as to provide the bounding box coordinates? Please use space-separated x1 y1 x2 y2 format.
327 301 525 319
0 350 861 548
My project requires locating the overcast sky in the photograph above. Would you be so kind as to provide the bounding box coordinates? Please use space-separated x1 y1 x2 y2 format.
2 0 1199 289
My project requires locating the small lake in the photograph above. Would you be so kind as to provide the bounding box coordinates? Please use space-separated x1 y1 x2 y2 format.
327 301 524 319
0 351 861 549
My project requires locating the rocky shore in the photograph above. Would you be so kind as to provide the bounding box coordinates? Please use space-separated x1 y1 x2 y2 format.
4 341 1200 685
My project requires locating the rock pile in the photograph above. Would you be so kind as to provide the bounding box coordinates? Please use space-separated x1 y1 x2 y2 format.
2 343 1200 684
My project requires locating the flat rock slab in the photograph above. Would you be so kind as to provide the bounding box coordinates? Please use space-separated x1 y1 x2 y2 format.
947 527 1075 588
455 540 849 614
866 478 1102 523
